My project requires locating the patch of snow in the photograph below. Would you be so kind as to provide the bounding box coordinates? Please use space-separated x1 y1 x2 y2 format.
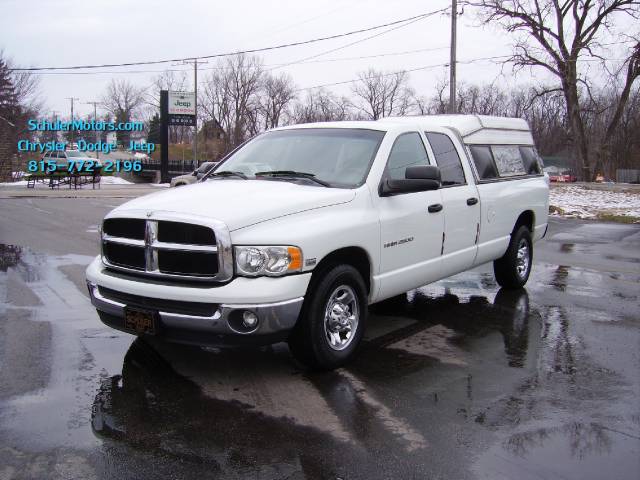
1 176 133 186
1 180 30 186
151 183 170 187
100 176 133 185
549 185 640 220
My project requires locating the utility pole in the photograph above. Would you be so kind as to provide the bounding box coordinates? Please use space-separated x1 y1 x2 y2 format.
178 59 207 169
448 0 458 114
66 97 80 147
51 111 59 143
84 101 101 160
194 59 198 169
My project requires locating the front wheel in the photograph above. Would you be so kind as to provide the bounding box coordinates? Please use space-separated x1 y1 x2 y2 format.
493 226 533 289
288 264 367 370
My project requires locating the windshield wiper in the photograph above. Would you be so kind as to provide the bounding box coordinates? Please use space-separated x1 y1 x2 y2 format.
255 170 330 187
209 170 247 179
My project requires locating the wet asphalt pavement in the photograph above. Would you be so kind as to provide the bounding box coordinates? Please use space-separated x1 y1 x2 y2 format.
0 198 639 479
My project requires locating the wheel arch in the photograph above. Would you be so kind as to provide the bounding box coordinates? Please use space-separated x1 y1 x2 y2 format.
310 246 372 294
513 210 535 234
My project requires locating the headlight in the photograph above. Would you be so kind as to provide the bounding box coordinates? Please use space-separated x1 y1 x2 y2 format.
234 246 302 276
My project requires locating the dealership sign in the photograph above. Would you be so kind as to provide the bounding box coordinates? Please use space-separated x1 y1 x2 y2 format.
168 91 196 126
168 91 196 115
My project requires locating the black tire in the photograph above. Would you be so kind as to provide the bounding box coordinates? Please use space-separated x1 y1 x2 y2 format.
288 264 367 370
493 225 533 289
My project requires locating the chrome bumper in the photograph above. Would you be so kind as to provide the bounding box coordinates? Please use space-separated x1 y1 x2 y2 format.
87 281 304 346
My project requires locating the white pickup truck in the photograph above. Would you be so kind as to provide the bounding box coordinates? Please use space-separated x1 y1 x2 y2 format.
86 115 549 369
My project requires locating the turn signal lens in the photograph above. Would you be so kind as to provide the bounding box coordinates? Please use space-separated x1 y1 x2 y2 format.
287 247 302 271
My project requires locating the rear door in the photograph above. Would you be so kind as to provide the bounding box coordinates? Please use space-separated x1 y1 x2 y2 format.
423 129 480 277
376 131 445 300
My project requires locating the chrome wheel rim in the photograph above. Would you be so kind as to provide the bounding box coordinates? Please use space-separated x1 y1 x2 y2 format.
516 239 530 278
323 285 359 351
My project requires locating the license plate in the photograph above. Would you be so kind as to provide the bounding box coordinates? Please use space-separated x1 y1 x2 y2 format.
124 308 157 335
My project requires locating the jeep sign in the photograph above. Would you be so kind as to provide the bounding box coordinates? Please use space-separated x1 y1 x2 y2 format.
168 91 196 116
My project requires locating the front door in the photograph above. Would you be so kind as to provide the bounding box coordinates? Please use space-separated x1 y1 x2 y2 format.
376 132 445 300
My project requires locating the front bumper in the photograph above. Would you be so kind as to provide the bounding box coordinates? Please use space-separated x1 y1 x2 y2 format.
86 257 309 347
88 281 304 346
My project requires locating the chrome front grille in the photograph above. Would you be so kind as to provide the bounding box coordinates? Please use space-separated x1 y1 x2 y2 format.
101 214 233 282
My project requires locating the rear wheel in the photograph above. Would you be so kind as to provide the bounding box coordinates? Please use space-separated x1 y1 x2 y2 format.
288 264 367 370
493 226 533 289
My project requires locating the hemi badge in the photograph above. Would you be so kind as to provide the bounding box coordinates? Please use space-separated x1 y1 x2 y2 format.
305 258 317 267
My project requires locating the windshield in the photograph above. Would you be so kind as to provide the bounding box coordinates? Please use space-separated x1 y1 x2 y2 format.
211 128 385 188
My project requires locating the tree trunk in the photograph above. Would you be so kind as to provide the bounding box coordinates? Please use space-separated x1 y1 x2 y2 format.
562 72 591 181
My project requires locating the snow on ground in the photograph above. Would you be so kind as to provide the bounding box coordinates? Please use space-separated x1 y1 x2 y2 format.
549 184 640 220
99 176 133 185
1 175 133 186
1 179 30 186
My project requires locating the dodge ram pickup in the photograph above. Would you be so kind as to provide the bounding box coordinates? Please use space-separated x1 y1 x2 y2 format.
86 115 549 369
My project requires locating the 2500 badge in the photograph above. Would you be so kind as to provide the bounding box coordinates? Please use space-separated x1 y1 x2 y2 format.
384 236 414 249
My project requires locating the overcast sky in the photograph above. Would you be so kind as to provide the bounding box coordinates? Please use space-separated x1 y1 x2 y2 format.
0 0 634 119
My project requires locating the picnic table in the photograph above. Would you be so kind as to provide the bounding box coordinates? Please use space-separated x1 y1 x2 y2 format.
25 164 103 189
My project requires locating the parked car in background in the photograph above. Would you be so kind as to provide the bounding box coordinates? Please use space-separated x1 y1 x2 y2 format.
544 166 577 183
170 161 217 187
42 150 102 169
549 172 578 183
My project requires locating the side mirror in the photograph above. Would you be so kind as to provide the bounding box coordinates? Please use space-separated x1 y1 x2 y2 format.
380 165 441 196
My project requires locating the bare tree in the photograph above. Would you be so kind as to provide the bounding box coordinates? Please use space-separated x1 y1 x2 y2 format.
101 79 145 145
200 54 264 151
291 89 353 124
351 68 414 120
413 79 452 114
259 73 296 130
472 0 640 179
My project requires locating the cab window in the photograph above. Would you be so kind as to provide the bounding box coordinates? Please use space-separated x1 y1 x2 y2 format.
425 132 465 186
386 132 430 180
469 146 499 180
519 146 543 175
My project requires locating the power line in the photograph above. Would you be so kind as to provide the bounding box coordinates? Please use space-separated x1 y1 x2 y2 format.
23 46 451 76
282 46 451 64
293 55 512 92
9 10 447 72
267 9 447 72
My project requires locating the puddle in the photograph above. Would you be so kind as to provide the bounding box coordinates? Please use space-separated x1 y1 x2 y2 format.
0 245 132 449
1 240 637 479
475 421 639 480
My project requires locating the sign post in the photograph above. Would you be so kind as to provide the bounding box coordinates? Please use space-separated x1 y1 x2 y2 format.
160 90 169 183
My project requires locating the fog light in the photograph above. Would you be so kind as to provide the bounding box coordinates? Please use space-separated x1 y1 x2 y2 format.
242 311 258 328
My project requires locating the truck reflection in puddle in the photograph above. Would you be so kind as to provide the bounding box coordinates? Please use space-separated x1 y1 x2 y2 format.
91 287 537 478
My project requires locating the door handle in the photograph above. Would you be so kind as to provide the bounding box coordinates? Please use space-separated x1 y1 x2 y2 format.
466 197 478 206
428 203 443 213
